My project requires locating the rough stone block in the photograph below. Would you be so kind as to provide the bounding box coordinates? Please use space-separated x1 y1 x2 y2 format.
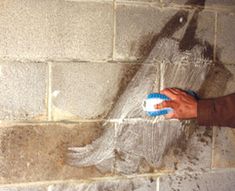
0 0 113 61
212 65 235 168
0 123 104 184
0 61 47 120
51 62 143 120
217 12 235 65
160 171 235 191
115 4 214 61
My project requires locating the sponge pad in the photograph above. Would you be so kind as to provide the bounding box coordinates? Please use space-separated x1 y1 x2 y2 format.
142 93 173 117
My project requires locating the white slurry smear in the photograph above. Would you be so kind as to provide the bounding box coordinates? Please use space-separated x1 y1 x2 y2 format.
67 38 212 173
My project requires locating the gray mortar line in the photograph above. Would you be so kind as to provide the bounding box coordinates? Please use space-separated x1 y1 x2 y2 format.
1 168 235 188
211 11 218 167
0 118 177 126
48 62 52 121
213 11 218 62
211 126 216 169
112 0 117 60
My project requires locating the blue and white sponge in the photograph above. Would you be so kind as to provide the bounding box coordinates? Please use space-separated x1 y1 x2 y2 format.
142 93 173 117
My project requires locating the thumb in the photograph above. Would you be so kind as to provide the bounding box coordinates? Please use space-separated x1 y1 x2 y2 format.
155 100 176 109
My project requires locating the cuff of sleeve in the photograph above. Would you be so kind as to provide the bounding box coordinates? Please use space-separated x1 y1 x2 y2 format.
197 99 214 126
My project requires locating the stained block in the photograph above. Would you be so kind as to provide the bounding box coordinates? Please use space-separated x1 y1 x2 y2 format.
162 124 212 172
217 12 235 65
0 61 47 120
49 177 156 191
115 4 214 62
114 120 184 174
158 38 212 92
0 123 104 183
160 171 235 191
0 177 156 191
67 120 211 174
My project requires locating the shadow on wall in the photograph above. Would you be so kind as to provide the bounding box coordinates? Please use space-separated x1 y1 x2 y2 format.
67 0 232 174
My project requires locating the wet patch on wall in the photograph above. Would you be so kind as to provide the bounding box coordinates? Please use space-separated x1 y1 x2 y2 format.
67 0 231 175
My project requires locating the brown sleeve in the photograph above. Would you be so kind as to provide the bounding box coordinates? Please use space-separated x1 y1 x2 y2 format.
197 93 235 128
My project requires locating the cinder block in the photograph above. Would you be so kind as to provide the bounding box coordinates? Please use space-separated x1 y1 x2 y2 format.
160 171 235 191
217 13 235 65
213 127 235 168
157 37 213 92
0 61 47 120
113 120 186 174
115 4 214 62
0 123 104 183
0 0 113 61
52 62 126 120
55 1 113 61
162 124 212 172
51 62 152 120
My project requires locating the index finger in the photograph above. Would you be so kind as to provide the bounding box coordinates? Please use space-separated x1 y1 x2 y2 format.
160 88 177 99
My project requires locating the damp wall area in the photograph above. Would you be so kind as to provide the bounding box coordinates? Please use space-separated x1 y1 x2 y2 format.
0 0 235 190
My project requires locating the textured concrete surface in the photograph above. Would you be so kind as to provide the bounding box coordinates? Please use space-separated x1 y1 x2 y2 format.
0 61 47 120
0 185 46 191
156 38 212 91
163 125 212 172
224 65 235 95
68 120 211 174
160 171 235 191
0 123 104 183
213 127 235 168
0 177 156 191
49 177 156 191
115 4 214 61
51 62 140 120
217 12 235 64
0 0 113 61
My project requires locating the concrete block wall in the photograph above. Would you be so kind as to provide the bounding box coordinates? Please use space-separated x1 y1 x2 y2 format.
0 0 235 190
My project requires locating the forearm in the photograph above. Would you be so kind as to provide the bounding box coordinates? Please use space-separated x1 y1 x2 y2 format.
197 93 235 128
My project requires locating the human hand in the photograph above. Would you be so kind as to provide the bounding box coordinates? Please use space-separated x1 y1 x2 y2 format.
155 88 198 119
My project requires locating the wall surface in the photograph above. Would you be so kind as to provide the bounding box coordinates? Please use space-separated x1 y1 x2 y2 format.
0 0 235 190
